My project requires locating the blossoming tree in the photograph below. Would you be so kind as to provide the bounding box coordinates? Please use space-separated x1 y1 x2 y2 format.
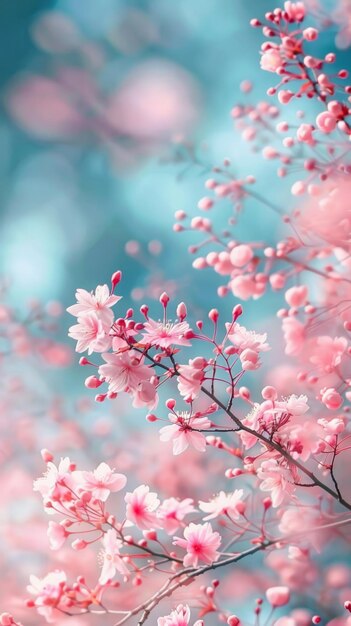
3 2 351 626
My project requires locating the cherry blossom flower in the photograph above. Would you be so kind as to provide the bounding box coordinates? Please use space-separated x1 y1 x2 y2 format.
309 336 348 373
99 529 129 584
177 358 206 399
33 457 74 500
284 1 305 21
99 350 153 394
27 570 67 622
287 420 324 462
125 484 160 529
227 323 270 353
77 462 127 502
157 497 196 534
67 285 120 325
159 411 211 455
278 507 330 551
68 312 111 354
132 379 158 409
199 489 245 520
266 586 291 607
257 459 296 507
173 522 221 567
47 521 67 550
241 395 308 450
285 395 309 416
141 318 191 349
158 604 204 626
260 48 284 73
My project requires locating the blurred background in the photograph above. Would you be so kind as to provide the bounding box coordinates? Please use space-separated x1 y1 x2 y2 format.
1 0 350 623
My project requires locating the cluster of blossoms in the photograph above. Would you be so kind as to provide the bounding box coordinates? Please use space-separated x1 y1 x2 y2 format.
27 450 351 624
6 2 351 626
65 273 351 513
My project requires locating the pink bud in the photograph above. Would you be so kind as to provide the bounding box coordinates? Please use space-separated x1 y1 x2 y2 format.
263 497 272 510
160 292 170 307
41 448 54 463
296 124 314 144
270 273 286 290
95 394 106 402
193 257 208 269
85 376 103 389
146 413 158 422
278 90 294 104
198 197 214 210
0 614 14 625
79 357 90 366
285 285 308 308
111 270 122 289
266 586 290 607
262 386 277 400
291 181 306 196
192 357 207 369
232 304 243 320
176 302 187 321
72 539 87 550
316 111 337 133
239 386 250 399
236 501 246 515
240 348 259 370
321 388 343 410
230 244 254 267
166 398 176 410
143 530 157 541
303 27 318 40
209 308 219 323
228 616 240 626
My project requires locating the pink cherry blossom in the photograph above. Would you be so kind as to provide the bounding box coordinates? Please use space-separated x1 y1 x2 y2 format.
33 457 74 500
125 484 160 529
177 358 206 399
199 489 244 520
285 395 309 416
285 286 309 308
257 459 296 507
284 1 305 21
158 604 203 626
173 522 221 567
309 336 348 373
68 312 111 354
47 521 67 550
67 285 120 325
157 498 196 534
141 318 191 349
77 462 127 502
230 244 254 267
27 570 67 622
98 350 153 394
316 111 337 133
132 379 158 409
260 48 284 73
227 323 270 353
99 529 129 584
159 411 211 455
